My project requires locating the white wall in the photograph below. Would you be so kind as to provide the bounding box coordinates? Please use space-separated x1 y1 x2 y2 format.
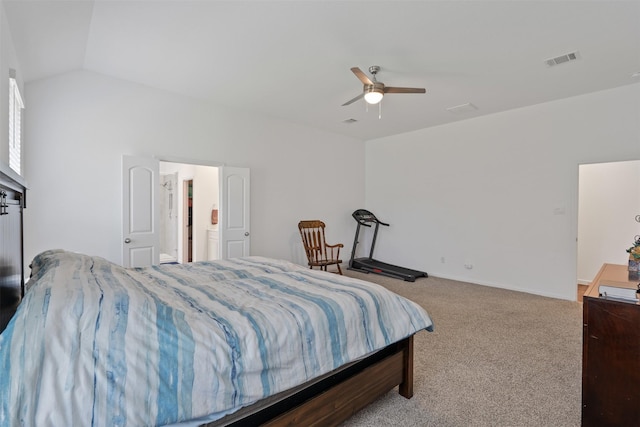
23 70 364 269
577 160 640 283
365 84 640 300
21 69 640 301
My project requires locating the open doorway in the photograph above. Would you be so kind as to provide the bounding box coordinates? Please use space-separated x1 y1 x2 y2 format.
123 155 249 267
159 172 178 263
577 160 640 288
160 161 219 264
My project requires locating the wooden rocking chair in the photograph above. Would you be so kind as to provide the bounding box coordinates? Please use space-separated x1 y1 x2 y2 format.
298 220 344 275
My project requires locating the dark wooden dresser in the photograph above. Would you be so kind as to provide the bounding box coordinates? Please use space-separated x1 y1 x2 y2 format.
0 163 26 333
582 263 640 426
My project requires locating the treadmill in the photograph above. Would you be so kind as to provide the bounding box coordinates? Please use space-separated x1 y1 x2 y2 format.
349 209 428 282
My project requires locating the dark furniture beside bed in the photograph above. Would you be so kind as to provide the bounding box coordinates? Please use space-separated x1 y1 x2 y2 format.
582 263 640 426
0 164 26 333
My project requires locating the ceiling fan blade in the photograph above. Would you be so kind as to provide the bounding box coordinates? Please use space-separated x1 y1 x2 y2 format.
384 87 426 94
351 67 373 85
342 93 364 106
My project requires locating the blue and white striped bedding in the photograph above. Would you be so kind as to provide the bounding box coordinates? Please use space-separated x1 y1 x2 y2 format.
0 250 433 426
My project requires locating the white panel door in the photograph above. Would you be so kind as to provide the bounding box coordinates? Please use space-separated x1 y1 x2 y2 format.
122 155 160 267
220 167 250 258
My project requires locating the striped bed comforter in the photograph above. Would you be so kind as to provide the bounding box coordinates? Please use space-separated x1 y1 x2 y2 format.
0 250 433 426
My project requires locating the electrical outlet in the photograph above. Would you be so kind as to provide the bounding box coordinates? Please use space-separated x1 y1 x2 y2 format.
464 263 473 269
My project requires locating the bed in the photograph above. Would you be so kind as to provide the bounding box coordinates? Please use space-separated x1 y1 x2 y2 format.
0 250 433 426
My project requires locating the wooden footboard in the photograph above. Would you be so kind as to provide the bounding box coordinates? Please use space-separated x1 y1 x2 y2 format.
214 335 415 427
399 333 414 399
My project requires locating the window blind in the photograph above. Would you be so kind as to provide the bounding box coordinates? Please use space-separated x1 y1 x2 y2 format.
9 76 24 175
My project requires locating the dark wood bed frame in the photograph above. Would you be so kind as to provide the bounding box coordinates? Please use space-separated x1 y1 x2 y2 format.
210 335 415 427
0 165 26 333
0 164 416 426
263 336 414 426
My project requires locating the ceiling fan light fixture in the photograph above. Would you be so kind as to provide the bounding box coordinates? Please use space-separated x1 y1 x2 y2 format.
364 84 384 104
342 66 425 107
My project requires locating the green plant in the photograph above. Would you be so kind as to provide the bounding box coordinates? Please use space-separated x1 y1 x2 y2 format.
626 237 640 259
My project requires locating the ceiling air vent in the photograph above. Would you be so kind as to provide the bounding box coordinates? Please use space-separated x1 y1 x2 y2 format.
545 51 580 67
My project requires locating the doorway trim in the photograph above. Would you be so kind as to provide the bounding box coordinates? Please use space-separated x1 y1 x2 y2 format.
156 155 224 169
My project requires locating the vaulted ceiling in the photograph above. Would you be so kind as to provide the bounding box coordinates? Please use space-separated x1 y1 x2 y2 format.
4 0 640 141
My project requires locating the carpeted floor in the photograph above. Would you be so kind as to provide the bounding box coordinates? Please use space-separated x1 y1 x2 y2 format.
339 270 583 427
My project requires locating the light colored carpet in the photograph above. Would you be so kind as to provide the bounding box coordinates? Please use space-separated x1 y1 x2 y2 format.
340 270 583 427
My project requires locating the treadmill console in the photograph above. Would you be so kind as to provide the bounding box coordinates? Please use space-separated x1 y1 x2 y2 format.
352 209 378 224
352 209 390 226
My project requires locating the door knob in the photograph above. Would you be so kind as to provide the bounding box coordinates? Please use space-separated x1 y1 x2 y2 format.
124 238 131 244
244 232 250 236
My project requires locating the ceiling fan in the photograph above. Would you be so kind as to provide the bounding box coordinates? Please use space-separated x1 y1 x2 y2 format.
342 65 426 106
